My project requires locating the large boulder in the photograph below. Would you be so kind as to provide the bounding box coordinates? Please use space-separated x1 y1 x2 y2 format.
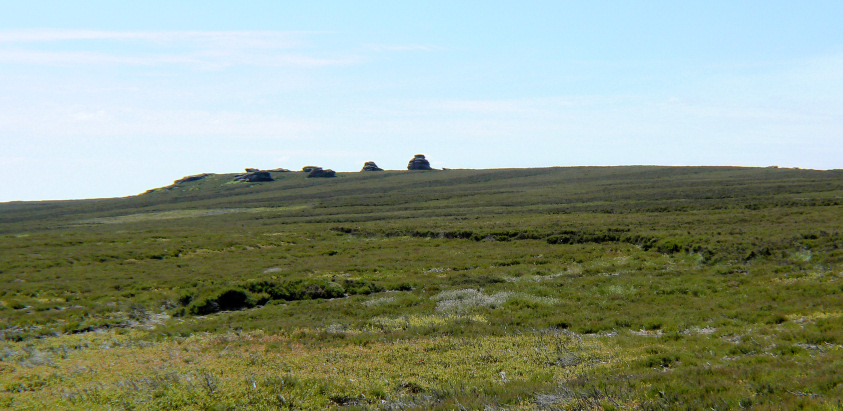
361 161 383 171
407 154 433 170
307 167 336 178
234 171 273 182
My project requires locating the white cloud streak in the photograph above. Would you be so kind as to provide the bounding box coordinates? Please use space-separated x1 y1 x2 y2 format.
0 29 358 68
0 49 358 68
0 29 305 47
363 44 443 52
0 105 327 139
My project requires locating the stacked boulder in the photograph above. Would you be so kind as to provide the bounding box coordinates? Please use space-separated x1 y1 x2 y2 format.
407 154 433 170
234 169 273 182
361 161 383 171
305 167 336 178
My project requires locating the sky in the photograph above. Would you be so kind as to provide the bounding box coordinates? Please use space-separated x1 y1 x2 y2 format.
1 1 842 201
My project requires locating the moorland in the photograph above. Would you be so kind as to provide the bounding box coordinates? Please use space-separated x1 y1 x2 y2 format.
1 165 842 409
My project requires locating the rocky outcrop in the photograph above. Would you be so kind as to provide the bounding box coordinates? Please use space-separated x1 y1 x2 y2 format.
234 171 273 182
266 168 290 172
307 167 336 178
361 161 383 171
245 168 259 173
407 154 433 170
302 166 319 173
173 173 213 185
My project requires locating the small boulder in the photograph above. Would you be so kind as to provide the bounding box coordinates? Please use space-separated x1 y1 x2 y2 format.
173 173 213 185
361 161 383 171
245 168 260 172
407 154 433 170
307 167 336 178
302 166 319 173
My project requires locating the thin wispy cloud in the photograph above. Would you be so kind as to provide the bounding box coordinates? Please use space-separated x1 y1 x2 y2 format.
432 98 577 114
364 44 443 52
0 50 360 68
0 104 328 139
0 29 305 47
0 29 357 68
0 50 203 66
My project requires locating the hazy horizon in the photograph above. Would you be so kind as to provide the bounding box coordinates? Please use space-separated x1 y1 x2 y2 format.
2 1 842 202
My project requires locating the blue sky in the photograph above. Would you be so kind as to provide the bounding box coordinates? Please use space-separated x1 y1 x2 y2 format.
1 1 842 201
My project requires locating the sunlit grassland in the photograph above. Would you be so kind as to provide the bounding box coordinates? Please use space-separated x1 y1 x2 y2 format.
76 207 304 225
1 166 842 408
0 329 625 409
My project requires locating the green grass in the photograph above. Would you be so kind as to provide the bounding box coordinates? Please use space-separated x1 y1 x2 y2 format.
1 166 842 408
75 206 302 225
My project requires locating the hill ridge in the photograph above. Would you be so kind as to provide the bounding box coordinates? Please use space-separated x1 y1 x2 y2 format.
2 165 842 232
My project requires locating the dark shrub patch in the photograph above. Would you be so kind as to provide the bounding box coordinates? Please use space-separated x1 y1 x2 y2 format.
188 288 255 315
243 279 382 304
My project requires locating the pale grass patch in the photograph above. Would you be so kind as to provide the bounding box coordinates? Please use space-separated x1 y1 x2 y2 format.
432 289 557 313
432 289 512 313
789 250 813 262
76 206 305 225
587 258 614 268
504 272 566 282
0 328 629 409
772 270 834 284
511 293 559 305
368 313 488 331
682 326 717 335
603 284 637 296
630 329 663 336
362 296 395 307
787 311 842 323
565 264 584 275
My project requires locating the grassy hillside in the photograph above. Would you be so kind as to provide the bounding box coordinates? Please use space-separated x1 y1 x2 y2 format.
1 166 842 409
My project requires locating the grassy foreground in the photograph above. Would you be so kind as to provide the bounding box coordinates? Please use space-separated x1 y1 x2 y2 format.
1 166 842 409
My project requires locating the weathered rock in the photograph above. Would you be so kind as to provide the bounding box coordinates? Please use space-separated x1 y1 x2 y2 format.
234 171 273 182
307 167 336 178
267 168 290 172
173 173 213 185
407 154 433 170
245 168 259 172
302 166 319 173
361 161 383 171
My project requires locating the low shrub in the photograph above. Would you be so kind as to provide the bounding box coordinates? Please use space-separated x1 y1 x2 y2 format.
245 279 382 302
188 288 256 315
